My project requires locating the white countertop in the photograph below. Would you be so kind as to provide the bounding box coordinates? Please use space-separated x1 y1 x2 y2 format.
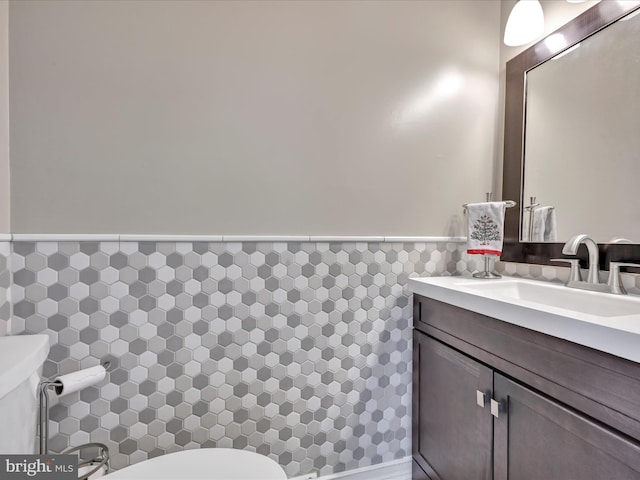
408 276 640 363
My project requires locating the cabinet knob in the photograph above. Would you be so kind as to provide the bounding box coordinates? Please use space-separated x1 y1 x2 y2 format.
476 390 490 408
491 398 506 418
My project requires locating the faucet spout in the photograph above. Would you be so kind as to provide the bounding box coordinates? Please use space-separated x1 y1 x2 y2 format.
562 234 600 284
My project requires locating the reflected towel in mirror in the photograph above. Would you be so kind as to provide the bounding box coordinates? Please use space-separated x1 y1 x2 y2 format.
531 206 557 242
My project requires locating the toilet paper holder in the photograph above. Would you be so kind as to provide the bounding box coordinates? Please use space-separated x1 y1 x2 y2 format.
38 361 111 480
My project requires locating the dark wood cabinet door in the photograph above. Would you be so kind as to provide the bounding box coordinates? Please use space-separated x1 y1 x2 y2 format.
413 332 493 480
493 373 640 480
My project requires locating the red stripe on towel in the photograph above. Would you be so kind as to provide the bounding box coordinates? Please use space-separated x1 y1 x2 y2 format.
467 249 501 256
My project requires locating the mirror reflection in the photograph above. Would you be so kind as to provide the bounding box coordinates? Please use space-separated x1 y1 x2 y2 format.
522 9 640 243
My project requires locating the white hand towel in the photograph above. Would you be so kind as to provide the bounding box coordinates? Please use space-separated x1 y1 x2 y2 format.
466 202 507 256
531 206 557 242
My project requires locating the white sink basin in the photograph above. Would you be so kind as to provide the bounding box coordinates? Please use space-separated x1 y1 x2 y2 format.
408 276 640 362
457 280 640 318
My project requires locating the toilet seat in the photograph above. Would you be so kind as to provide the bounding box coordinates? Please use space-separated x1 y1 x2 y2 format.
102 448 287 480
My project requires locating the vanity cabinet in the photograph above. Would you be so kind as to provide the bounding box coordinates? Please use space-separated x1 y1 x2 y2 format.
413 333 492 480
412 294 640 480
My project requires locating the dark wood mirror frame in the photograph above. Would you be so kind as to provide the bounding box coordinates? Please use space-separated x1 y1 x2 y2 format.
501 0 640 271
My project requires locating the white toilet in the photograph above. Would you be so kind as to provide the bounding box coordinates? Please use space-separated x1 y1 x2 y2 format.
102 448 287 480
0 334 50 454
0 334 285 480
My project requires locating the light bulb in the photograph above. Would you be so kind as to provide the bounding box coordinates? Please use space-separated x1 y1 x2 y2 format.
504 0 545 47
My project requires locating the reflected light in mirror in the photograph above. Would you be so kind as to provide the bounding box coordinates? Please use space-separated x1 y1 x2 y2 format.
504 0 545 47
544 33 569 55
552 43 581 60
394 70 463 125
545 33 582 59
620 8 640 21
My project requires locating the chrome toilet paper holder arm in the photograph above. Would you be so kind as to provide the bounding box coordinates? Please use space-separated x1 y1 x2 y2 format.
38 361 111 480
38 378 63 455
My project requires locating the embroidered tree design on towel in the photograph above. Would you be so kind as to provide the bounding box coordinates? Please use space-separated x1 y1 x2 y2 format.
470 215 501 245
466 202 507 256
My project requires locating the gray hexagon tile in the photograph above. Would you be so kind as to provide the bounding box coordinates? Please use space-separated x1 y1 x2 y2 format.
10 240 478 477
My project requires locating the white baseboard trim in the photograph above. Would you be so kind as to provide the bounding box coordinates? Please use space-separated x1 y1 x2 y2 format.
307 457 412 480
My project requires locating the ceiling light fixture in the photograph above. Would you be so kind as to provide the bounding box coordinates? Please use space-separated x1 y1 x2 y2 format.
504 0 545 47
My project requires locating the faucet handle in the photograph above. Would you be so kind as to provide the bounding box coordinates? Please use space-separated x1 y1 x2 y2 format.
607 262 640 295
550 258 582 284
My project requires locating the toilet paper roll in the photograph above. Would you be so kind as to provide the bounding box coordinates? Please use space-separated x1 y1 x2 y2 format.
54 365 106 397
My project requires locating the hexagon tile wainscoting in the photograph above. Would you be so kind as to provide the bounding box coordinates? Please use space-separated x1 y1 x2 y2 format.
11 240 479 477
0 241 11 336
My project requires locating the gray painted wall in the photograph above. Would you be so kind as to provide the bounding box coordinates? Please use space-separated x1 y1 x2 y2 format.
9 0 500 235
0 1 9 233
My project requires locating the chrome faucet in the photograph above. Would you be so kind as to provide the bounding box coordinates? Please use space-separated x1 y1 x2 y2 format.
607 262 640 295
559 235 640 295
562 234 600 285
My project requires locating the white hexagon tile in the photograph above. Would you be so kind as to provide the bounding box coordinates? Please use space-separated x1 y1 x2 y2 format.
11 240 482 477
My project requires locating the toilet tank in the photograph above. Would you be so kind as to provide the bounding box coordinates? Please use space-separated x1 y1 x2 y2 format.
0 335 50 454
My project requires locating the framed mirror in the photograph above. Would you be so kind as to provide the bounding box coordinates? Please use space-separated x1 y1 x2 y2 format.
501 0 640 270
